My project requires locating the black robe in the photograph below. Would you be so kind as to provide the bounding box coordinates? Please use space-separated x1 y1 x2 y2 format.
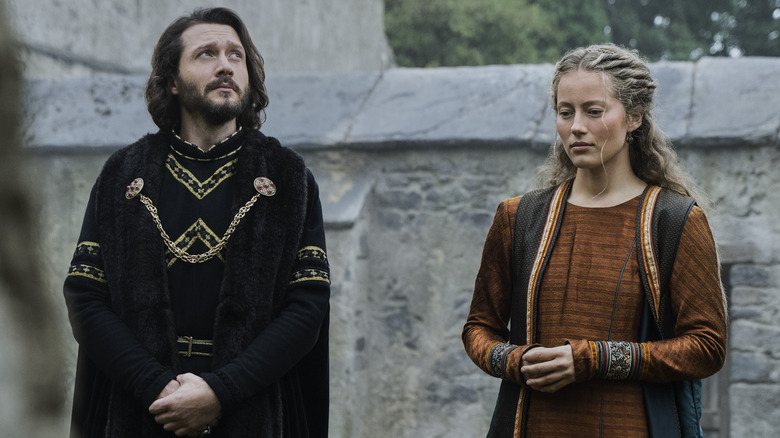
64 129 330 437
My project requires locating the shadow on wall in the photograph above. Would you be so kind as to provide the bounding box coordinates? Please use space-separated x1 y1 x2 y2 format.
0 0 66 436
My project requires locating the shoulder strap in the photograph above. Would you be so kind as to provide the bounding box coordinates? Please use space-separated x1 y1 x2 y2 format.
636 186 696 339
637 186 700 438
489 182 570 438
510 181 571 345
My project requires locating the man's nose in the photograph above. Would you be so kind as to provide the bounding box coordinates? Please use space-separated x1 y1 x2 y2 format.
216 54 234 76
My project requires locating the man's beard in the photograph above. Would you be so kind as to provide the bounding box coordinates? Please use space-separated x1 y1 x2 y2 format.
176 76 250 127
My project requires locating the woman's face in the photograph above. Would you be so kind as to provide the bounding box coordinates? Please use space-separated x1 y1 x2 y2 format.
555 70 641 174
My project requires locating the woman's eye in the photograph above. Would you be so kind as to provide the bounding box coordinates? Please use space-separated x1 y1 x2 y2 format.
588 109 604 116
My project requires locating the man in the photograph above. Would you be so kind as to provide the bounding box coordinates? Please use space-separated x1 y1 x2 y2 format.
64 8 330 437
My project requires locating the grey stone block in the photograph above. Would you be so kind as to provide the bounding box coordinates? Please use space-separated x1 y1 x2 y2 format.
731 320 780 356
730 264 772 287
24 75 156 148
730 351 771 382
375 190 423 210
689 57 780 147
730 384 780 437
649 61 694 141
348 65 554 147
264 72 381 148
310 168 374 229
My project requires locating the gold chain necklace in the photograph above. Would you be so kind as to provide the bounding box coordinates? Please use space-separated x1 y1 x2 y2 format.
125 176 276 264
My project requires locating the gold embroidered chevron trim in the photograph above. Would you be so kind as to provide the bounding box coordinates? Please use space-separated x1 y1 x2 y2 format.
169 143 241 162
172 128 242 154
138 191 260 264
166 154 237 199
165 219 227 268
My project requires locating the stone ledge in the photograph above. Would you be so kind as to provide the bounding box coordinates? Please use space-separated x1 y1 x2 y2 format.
24 57 780 151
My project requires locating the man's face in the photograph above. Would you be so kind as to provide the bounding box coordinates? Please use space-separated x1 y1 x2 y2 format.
171 23 251 126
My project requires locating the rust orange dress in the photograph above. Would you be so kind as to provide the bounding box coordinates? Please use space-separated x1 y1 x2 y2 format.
463 194 727 437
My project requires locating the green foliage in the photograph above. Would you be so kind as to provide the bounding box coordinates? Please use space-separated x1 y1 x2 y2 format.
722 0 780 57
384 0 563 67
384 0 780 67
535 0 611 54
603 0 780 59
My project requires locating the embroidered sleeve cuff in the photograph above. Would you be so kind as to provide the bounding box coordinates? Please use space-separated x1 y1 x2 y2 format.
67 241 107 284
289 246 330 286
486 342 519 379
485 343 540 384
590 341 648 380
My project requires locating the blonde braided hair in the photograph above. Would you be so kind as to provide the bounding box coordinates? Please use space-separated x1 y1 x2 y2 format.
537 43 710 209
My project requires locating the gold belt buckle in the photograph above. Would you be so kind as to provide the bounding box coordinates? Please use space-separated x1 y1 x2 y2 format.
177 336 213 357
181 336 194 357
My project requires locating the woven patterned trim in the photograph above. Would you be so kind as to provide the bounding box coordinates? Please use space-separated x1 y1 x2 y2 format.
640 186 662 318
67 263 107 284
515 386 527 437
488 342 518 379
74 241 101 257
591 340 645 380
169 143 241 162
296 246 328 262
289 268 330 285
172 127 242 155
526 181 570 340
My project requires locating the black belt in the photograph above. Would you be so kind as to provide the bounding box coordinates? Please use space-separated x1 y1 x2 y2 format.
177 336 214 357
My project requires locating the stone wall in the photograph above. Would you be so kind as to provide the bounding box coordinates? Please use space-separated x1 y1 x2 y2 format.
24 57 780 437
6 0 393 79
0 0 65 436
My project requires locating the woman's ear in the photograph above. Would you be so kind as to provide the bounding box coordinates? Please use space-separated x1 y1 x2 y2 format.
627 111 643 132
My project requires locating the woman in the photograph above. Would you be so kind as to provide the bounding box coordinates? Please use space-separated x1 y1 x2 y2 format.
462 44 727 437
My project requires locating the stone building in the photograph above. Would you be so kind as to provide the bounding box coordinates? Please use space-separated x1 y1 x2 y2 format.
7 0 780 436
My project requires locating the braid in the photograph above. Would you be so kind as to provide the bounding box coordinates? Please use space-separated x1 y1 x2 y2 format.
538 43 711 210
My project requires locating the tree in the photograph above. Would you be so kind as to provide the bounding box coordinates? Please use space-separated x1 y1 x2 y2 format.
534 0 611 54
384 0 780 67
602 0 780 59
724 0 780 57
384 0 563 67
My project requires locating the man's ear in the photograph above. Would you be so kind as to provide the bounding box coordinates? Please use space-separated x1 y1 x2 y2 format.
170 77 179 95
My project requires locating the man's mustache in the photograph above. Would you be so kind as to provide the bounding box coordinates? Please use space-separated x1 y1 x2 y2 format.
206 78 240 93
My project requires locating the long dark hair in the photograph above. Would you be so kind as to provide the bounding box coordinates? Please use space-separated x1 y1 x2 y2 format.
145 7 268 131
